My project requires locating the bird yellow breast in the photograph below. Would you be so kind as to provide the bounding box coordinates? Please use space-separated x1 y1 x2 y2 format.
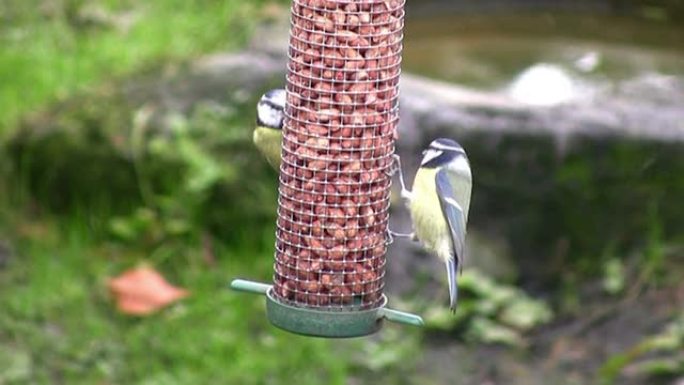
253 126 282 170
409 168 451 261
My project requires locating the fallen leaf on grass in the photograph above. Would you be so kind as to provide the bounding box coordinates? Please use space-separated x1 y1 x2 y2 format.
108 266 189 315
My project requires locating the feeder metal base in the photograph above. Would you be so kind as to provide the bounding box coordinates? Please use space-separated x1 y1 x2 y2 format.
230 279 423 338
266 290 384 338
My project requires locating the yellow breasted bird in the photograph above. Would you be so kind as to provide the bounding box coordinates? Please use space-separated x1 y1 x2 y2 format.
254 89 286 170
392 138 473 311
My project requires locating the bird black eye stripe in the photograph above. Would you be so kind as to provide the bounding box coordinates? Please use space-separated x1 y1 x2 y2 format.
260 100 285 111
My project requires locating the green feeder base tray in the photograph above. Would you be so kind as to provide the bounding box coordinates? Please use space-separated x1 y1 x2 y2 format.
230 279 423 338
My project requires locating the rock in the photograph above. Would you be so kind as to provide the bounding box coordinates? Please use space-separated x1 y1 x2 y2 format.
389 72 684 293
397 73 684 287
399 73 684 143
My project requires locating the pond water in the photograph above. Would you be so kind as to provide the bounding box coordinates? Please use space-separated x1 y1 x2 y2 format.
403 13 684 106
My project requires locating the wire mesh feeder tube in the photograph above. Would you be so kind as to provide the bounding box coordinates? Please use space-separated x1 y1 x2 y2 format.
230 0 423 337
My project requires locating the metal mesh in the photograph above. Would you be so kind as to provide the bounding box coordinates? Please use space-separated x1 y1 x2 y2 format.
274 0 405 310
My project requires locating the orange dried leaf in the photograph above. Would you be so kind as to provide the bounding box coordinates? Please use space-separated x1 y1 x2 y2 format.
108 266 189 316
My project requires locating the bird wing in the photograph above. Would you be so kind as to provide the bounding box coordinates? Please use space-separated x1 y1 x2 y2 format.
435 168 467 311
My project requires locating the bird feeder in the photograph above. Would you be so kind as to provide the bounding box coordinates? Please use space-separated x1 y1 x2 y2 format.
231 0 423 338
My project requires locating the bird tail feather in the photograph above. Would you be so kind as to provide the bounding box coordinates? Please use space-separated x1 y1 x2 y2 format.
446 258 459 312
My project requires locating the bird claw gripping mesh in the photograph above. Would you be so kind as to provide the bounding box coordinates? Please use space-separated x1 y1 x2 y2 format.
274 0 405 311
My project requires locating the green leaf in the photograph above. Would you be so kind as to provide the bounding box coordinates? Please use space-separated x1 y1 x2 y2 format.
423 306 459 330
108 217 138 241
499 296 553 331
164 218 191 236
0 345 32 383
630 355 684 377
466 317 524 346
353 328 420 372
602 258 625 295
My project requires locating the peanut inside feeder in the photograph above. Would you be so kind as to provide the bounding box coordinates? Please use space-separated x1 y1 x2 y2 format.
275 0 403 310
230 0 423 338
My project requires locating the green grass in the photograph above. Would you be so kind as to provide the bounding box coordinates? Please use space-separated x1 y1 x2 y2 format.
0 213 420 384
0 0 267 134
0 218 352 384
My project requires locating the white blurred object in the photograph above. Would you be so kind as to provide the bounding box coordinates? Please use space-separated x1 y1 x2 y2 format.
508 63 576 106
574 51 601 73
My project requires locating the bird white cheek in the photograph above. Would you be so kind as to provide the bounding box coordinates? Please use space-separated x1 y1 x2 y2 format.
257 103 283 128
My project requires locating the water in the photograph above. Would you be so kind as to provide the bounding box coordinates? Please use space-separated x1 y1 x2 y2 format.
402 13 684 107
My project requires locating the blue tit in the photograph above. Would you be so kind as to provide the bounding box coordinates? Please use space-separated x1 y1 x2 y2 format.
254 89 286 170
393 138 472 311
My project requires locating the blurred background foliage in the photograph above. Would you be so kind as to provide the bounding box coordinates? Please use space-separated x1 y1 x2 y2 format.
0 0 265 132
0 0 683 384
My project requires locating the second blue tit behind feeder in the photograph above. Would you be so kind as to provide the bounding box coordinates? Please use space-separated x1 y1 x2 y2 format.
393 138 472 312
254 89 286 170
